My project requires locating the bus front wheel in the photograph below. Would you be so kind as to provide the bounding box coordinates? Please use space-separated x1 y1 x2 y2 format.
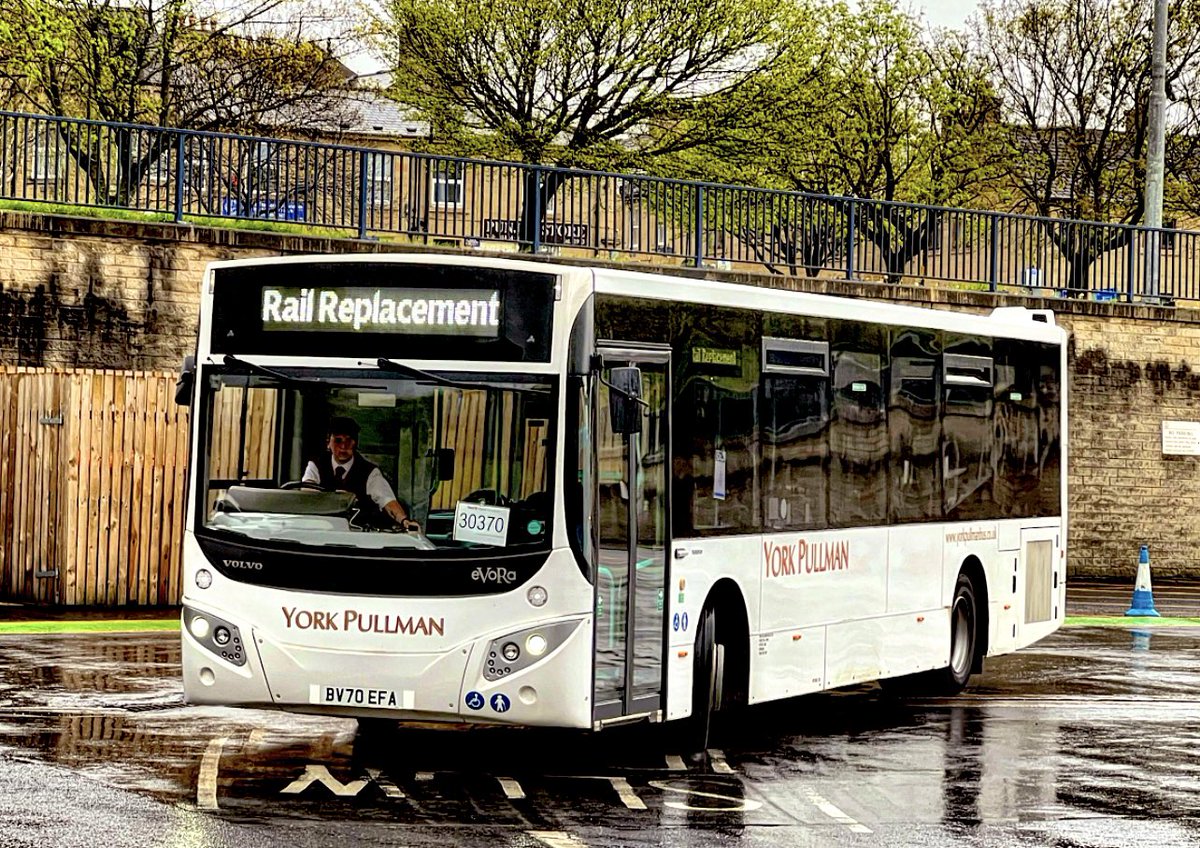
687 605 724 751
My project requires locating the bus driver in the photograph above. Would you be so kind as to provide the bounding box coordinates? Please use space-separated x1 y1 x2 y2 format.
301 416 419 531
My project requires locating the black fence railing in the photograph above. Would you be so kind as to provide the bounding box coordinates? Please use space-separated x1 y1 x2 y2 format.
1 109 1193 303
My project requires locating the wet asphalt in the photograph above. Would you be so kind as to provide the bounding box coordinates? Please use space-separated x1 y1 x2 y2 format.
0 583 1198 847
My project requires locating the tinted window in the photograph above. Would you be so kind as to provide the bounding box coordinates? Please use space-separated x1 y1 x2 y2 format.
943 334 994 520
994 340 1062 517
674 305 760 535
889 328 942 523
829 321 888 526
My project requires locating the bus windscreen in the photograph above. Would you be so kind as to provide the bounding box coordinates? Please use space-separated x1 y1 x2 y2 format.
199 366 556 558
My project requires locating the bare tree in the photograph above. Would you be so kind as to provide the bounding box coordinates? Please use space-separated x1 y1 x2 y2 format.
976 0 1200 292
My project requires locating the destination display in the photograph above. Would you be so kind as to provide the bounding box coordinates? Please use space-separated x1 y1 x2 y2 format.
261 287 502 337
208 262 556 361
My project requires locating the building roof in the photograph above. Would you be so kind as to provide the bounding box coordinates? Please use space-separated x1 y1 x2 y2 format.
262 88 430 140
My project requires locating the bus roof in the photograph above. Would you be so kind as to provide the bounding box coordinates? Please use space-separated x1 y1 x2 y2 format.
200 253 1065 344
591 266 1066 344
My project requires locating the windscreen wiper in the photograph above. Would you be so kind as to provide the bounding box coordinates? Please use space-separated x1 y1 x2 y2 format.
370 358 551 394
220 355 386 390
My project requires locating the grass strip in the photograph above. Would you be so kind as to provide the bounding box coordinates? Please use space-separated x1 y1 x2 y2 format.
0 619 179 635
1064 615 1200 627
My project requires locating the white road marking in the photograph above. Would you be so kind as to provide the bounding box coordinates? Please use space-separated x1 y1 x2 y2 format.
608 777 647 810
497 776 525 799
367 768 404 799
280 764 369 797
706 749 734 774
527 831 589 848
245 728 267 750
197 736 227 810
664 754 687 771
801 786 872 834
648 780 764 812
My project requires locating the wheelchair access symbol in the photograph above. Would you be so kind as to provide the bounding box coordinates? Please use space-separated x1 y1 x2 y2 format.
490 693 511 713
465 691 485 711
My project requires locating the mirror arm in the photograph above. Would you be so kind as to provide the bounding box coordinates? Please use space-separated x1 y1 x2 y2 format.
595 371 650 410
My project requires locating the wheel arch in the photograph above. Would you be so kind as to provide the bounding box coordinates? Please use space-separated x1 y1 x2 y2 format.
958 555 990 672
700 577 751 708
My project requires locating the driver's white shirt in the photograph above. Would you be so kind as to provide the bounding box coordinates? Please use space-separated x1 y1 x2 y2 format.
301 457 398 509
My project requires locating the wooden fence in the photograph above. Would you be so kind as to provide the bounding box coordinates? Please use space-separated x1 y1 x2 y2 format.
0 368 552 607
0 368 189 606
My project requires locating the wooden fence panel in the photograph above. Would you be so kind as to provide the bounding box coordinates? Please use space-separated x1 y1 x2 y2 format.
0 368 191 606
0 372 13 599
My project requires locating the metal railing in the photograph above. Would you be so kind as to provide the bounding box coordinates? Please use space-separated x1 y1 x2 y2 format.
1 109 1194 303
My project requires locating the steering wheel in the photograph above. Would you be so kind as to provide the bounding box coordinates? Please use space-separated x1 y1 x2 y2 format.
281 480 331 492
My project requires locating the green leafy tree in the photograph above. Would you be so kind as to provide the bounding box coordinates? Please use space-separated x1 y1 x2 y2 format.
0 0 351 205
365 0 797 241
678 0 1003 281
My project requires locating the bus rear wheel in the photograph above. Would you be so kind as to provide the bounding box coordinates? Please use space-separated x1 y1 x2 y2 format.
881 572 979 698
941 573 979 693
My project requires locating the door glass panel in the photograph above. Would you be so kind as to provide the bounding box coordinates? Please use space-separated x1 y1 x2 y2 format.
631 367 666 697
593 353 668 712
594 375 628 706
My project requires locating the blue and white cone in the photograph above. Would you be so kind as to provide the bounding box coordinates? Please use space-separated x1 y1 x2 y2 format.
1125 545 1160 617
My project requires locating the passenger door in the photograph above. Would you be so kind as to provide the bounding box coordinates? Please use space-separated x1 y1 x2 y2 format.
593 346 670 721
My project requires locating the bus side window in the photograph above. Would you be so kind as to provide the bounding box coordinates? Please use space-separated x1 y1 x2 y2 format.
761 337 830 531
942 336 994 520
829 321 888 528
888 328 942 524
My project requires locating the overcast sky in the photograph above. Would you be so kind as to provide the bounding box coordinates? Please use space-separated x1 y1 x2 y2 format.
918 0 978 30
342 1 985 76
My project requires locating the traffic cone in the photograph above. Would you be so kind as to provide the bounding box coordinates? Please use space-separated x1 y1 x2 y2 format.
1125 545 1161 617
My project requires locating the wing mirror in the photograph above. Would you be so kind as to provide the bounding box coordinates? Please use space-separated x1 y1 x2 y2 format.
607 366 644 435
435 447 456 481
174 355 195 406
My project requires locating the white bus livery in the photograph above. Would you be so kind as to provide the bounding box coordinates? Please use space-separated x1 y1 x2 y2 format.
178 254 1066 739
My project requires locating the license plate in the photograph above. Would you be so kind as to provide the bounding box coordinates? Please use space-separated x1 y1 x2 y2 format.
308 684 414 709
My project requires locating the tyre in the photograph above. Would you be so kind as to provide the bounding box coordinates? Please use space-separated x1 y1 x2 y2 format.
880 572 979 697
939 572 979 694
683 605 723 752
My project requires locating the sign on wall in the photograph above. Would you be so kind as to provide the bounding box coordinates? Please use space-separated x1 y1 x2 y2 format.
1162 420 1200 455
483 219 588 246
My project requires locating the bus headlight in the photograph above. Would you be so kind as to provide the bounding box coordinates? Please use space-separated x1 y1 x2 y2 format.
482 620 581 682
182 605 247 668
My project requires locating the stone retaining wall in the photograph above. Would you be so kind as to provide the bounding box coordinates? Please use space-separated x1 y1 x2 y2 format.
2 211 1198 579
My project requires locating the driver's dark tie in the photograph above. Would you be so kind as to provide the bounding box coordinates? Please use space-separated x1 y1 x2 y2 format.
334 466 345 484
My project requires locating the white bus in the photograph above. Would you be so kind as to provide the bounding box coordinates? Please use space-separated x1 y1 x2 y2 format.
178 253 1066 741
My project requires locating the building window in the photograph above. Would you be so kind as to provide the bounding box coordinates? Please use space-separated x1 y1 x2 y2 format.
183 142 211 192
366 152 393 207
432 160 464 207
28 138 61 182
